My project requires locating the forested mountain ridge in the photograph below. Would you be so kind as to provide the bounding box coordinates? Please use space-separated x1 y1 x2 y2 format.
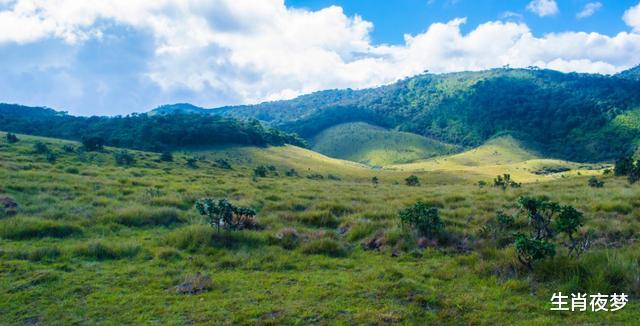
0 104 306 151
150 68 640 162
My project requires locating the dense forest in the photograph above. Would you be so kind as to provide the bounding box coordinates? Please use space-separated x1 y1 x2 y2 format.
0 104 306 151
153 67 640 162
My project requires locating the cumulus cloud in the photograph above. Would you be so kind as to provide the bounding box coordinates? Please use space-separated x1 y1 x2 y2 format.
577 2 602 19
624 2 640 31
526 0 559 17
0 0 639 115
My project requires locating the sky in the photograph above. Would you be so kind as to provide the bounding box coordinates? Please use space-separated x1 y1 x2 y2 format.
0 1 640 116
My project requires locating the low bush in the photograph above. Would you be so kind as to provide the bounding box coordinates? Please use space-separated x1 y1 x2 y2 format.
73 241 140 260
399 201 444 237
405 175 420 186
301 238 348 257
114 150 135 166
0 217 81 240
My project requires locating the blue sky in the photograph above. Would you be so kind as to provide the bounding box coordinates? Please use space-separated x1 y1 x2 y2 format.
0 0 639 116
287 1 634 43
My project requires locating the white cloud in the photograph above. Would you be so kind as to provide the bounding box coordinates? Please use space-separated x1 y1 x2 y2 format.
577 2 602 19
0 0 639 115
526 0 559 17
624 2 640 31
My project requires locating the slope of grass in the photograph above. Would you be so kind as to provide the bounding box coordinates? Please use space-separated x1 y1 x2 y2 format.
389 136 608 182
310 122 460 166
0 131 638 324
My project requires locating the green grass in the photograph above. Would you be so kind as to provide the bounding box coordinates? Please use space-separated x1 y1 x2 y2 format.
0 131 639 324
311 122 460 166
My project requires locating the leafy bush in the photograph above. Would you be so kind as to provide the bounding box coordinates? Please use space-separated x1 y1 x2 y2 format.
214 159 231 169
514 234 556 270
62 144 75 153
253 165 268 178
285 168 299 177
160 151 173 162
82 136 105 151
73 241 140 260
493 174 520 190
301 238 347 257
405 175 420 186
195 198 257 232
45 152 57 164
33 141 49 154
372 176 379 186
114 150 135 166
588 176 604 188
5 133 19 143
306 173 324 180
398 201 444 237
327 174 341 181
0 217 81 240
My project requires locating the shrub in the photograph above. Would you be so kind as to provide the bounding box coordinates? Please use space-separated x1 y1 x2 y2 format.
285 168 299 177
65 167 80 174
73 241 140 260
405 175 420 186
254 165 268 178
46 152 57 164
327 174 341 181
614 157 634 176
372 176 379 186
514 234 556 270
62 144 75 153
160 151 174 162
493 174 520 190
33 142 49 154
306 173 324 180
114 150 135 166
5 133 19 143
186 157 198 168
271 228 301 250
517 196 560 240
301 238 347 257
214 159 231 169
82 136 105 151
105 206 182 227
629 161 640 184
0 217 81 240
195 198 257 232
588 176 604 188
398 201 444 237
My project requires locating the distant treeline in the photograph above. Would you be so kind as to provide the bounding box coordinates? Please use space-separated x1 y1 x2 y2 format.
0 104 306 151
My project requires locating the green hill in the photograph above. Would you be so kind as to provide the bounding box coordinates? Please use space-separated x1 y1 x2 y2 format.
310 122 459 166
151 68 640 162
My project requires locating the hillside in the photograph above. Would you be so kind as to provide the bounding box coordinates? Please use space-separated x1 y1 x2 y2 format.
0 104 305 151
310 122 459 166
1 131 639 324
150 68 640 162
389 136 607 182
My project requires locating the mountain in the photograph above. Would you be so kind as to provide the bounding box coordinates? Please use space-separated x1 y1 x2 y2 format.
617 65 640 80
0 104 305 151
150 68 640 162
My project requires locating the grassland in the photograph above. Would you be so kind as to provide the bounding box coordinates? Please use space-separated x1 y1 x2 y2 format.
310 122 459 166
1 132 639 324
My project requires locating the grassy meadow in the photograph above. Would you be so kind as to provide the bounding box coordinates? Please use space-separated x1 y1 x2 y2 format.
1 132 639 324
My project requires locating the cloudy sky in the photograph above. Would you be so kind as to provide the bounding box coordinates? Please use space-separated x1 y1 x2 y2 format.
1 0 640 116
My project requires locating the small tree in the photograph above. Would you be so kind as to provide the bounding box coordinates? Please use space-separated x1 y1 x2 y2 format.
405 175 420 186
614 157 634 176
514 234 556 270
5 133 19 143
518 196 560 240
82 136 105 151
195 198 256 233
254 165 268 178
372 176 379 186
160 151 173 162
398 201 444 237
33 142 49 154
629 160 640 184
555 205 584 256
493 174 520 190
285 168 299 177
588 176 604 188
46 152 57 164
114 150 135 166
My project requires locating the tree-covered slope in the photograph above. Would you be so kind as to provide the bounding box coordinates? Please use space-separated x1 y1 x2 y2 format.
152 68 640 162
0 104 306 151
310 122 459 166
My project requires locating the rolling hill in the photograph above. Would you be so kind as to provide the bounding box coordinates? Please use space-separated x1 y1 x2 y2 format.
150 68 640 162
310 122 459 166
